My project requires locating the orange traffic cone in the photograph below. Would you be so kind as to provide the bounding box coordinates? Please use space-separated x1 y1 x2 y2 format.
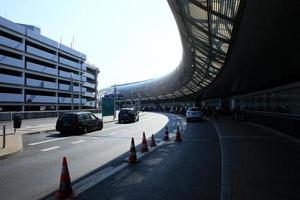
163 126 169 141
55 157 74 199
140 132 149 153
175 125 182 142
150 134 157 147
128 137 138 163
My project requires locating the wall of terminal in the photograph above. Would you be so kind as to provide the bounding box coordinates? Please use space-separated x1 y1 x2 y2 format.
230 82 300 116
201 82 300 138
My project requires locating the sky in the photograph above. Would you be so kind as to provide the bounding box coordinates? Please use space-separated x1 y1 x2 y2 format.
0 0 182 89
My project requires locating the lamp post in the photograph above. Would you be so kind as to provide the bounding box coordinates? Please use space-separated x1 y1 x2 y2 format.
138 93 141 112
113 84 116 120
71 72 74 111
27 99 32 111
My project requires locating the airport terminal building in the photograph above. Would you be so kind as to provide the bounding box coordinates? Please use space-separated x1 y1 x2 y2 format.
0 17 99 112
101 0 300 137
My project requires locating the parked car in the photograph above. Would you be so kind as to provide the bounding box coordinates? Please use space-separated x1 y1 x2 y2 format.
118 108 139 123
186 107 203 122
56 112 103 135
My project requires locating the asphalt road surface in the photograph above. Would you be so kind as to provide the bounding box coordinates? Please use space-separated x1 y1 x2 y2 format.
1 112 299 200
0 112 184 200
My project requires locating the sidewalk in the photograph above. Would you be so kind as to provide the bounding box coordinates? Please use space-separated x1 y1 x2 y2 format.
212 117 300 200
0 113 118 159
75 116 300 200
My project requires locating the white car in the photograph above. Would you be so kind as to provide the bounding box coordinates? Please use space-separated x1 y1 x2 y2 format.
186 107 203 122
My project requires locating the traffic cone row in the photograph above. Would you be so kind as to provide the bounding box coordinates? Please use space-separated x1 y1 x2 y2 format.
150 134 156 147
175 125 182 142
128 137 138 163
55 126 183 198
163 126 169 141
128 125 183 161
56 157 74 199
140 132 149 153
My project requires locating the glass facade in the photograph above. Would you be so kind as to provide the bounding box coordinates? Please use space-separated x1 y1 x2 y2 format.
235 85 300 115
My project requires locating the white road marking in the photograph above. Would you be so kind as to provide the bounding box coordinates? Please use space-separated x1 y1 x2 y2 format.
40 146 60 152
210 119 225 200
108 131 120 135
71 140 86 144
102 125 130 131
28 138 67 146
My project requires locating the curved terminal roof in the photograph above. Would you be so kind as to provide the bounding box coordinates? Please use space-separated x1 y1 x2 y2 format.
106 0 300 101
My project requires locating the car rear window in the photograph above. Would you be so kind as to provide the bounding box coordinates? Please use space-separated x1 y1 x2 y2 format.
78 113 91 120
190 108 200 111
59 114 77 122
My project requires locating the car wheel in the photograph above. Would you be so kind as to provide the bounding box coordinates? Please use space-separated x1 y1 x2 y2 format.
118 119 121 123
98 123 103 130
83 126 88 134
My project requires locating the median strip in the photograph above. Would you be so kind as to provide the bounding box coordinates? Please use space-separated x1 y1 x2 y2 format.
73 164 128 195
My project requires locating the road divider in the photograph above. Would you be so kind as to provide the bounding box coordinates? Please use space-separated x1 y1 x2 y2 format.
73 164 127 195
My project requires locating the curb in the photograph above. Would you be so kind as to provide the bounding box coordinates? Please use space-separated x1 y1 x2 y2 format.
0 134 23 160
24 129 56 135
0 148 23 160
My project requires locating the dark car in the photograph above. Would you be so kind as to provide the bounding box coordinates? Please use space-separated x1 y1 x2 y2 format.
56 112 103 135
118 108 139 123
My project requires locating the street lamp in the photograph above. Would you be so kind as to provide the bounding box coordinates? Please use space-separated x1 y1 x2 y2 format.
137 93 141 112
71 72 74 111
27 99 32 111
113 84 118 120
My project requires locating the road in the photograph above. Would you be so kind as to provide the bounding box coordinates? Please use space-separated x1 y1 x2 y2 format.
1 112 299 200
0 112 185 200
76 114 221 200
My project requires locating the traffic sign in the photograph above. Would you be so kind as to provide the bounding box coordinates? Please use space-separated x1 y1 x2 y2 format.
102 97 114 116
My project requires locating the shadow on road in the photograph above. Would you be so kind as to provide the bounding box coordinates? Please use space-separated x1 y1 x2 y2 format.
41 113 186 200
45 132 74 138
